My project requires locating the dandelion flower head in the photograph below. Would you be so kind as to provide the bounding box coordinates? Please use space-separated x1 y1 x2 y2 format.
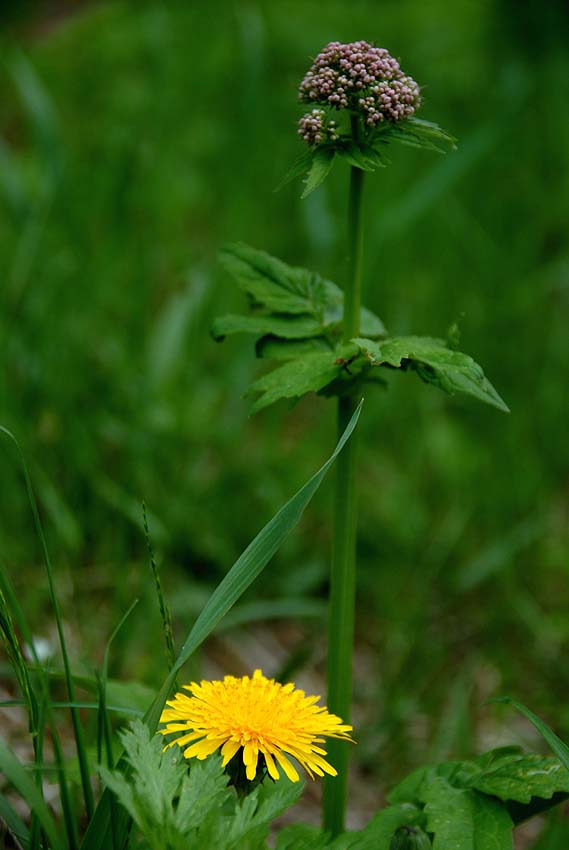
159 669 354 782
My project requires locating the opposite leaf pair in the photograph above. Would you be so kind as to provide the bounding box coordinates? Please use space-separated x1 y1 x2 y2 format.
213 243 508 415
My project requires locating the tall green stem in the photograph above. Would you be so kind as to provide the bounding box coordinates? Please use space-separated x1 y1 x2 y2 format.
323 116 365 836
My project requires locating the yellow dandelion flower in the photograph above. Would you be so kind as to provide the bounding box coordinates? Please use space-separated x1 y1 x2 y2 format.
159 669 354 783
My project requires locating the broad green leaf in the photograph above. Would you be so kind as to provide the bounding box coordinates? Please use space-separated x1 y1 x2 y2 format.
387 746 569 828
468 752 569 804
218 244 386 340
351 802 424 849
248 347 357 413
423 777 513 850
492 698 569 773
373 117 457 154
387 761 477 806
302 147 335 198
212 313 321 341
353 336 509 412
220 243 328 315
81 401 362 850
0 738 65 850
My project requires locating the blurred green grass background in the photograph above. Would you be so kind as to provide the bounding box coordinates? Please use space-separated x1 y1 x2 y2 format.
1 0 568 789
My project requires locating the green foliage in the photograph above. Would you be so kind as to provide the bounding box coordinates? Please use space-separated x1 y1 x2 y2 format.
284 117 456 196
352 337 509 412
217 242 386 337
248 348 352 413
468 748 569 805
422 778 512 850
351 803 425 849
214 244 507 413
99 720 303 850
383 745 569 847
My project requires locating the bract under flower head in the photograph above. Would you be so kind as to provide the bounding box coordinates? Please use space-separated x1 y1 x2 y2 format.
298 40 421 142
159 669 354 782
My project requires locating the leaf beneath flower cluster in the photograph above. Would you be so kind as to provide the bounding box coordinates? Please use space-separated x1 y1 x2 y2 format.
372 117 457 154
278 116 455 197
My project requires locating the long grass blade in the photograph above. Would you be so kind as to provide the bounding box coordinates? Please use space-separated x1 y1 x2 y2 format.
0 427 95 819
79 400 363 850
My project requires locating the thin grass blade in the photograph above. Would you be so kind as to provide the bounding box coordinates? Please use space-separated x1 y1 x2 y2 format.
0 427 94 819
492 697 569 771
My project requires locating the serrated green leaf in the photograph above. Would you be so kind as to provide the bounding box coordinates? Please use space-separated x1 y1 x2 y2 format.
423 778 513 850
302 148 335 198
468 753 569 804
212 313 321 341
217 245 387 348
248 347 356 413
224 781 304 848
352 336 509 412
372 117 457 154
219 243 328 316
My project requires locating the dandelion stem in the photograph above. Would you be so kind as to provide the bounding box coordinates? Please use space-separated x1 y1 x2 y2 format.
323 114 365 836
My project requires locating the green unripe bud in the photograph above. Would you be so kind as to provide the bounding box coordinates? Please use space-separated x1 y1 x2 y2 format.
389 825 432 850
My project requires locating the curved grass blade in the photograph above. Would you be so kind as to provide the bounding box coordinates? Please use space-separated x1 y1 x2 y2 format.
79 399 363 850
0 739 65 850
171 398 363 681
492 697 569 771
97 600 139 763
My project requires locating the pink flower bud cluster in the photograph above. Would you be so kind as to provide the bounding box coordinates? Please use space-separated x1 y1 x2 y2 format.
298 40 420 131
297 108 338 146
